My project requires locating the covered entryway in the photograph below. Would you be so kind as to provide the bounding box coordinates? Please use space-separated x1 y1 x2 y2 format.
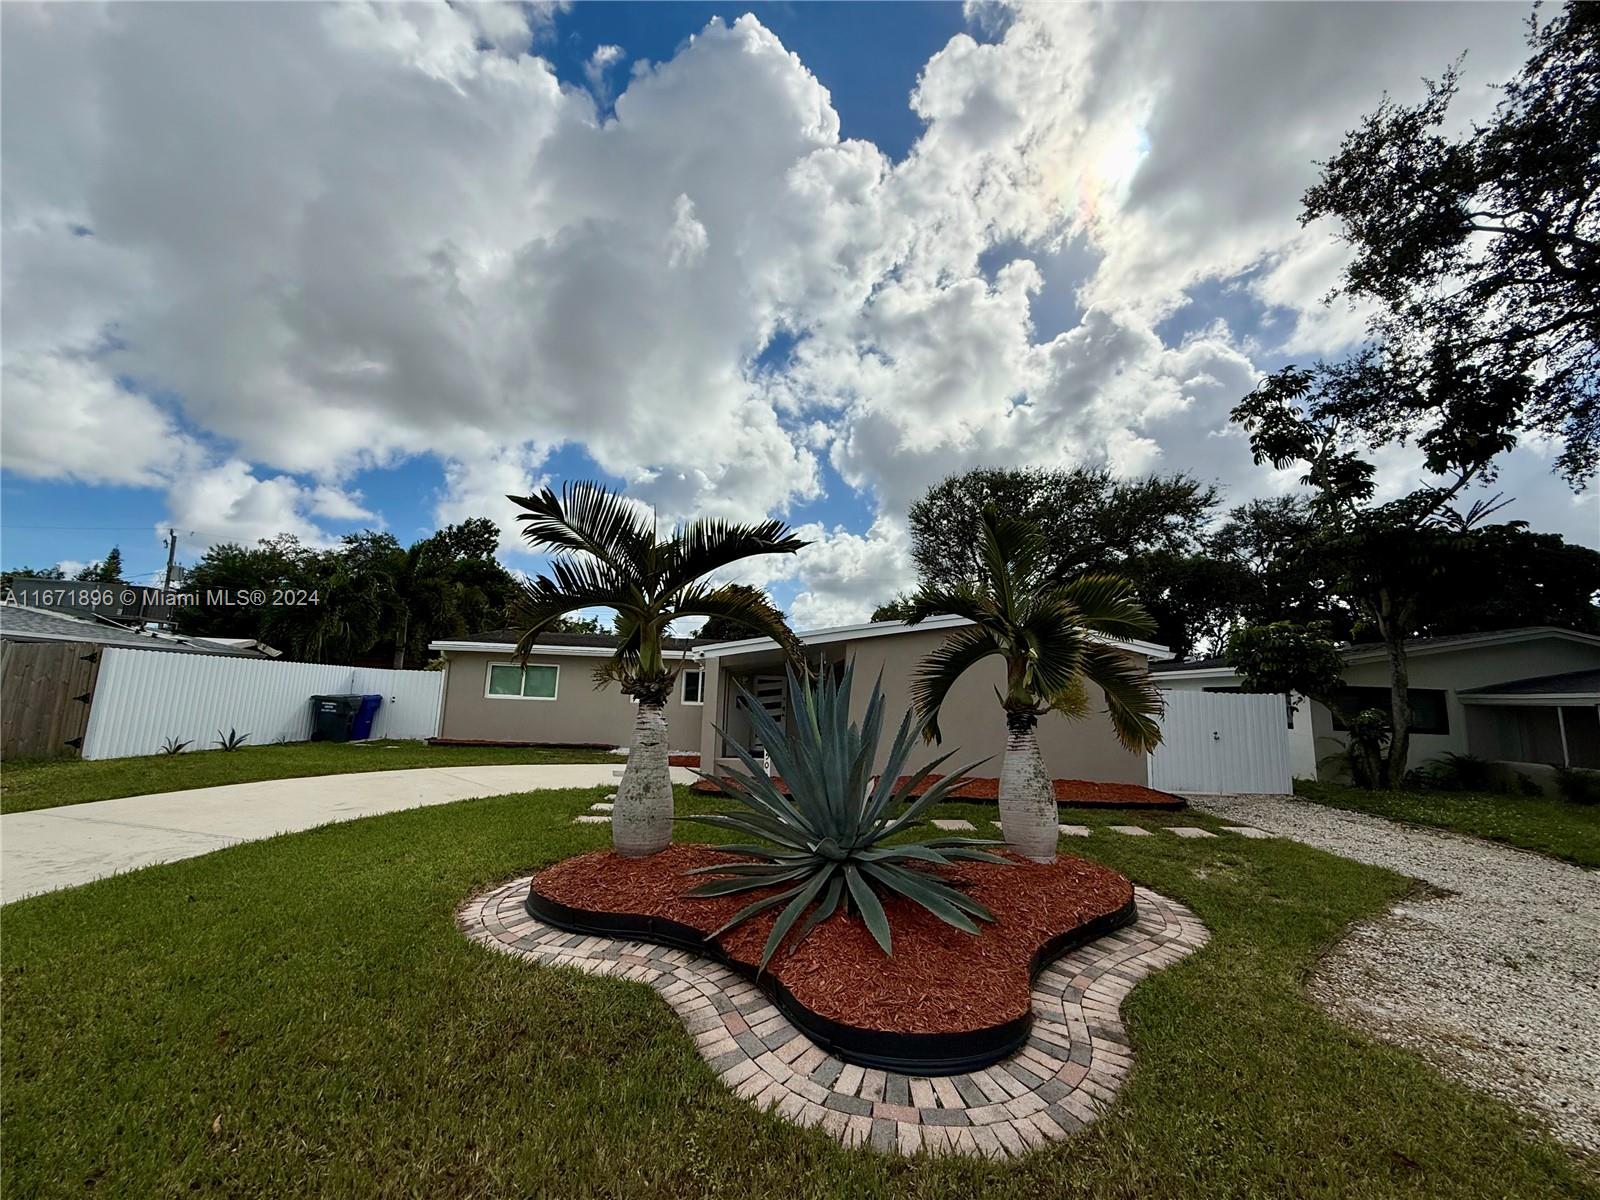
1148 690 1292 795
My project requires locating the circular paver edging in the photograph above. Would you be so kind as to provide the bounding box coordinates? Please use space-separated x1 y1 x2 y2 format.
459 878 1208 1158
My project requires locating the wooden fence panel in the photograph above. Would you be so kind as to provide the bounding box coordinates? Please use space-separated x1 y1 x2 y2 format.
1 640 102 760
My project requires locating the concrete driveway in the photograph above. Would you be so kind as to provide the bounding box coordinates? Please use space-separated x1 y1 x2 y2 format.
1 763 697 903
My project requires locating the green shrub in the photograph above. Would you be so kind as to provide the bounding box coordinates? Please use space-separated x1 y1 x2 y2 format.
1553 766 1600 805
682 663 1006 968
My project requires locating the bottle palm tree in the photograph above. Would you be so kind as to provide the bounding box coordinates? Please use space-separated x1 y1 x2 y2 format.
509 482 808 857
905 508 1164 863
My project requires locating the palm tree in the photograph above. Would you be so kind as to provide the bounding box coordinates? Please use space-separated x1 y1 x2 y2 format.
905 508 1164 863
508 482 808 857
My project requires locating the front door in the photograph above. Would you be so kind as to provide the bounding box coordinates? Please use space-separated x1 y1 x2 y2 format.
748 674 787 755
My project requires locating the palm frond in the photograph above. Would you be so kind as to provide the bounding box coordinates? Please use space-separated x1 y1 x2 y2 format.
674 582 808 672
508 482 654 577
660 517 808 591
1081 644 1165 752
908 625 1001 743
1049 573 1158 643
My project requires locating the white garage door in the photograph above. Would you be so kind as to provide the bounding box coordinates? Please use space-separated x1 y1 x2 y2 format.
1148 690 1292 795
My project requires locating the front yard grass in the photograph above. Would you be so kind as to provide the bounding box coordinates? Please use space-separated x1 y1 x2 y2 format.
0 739 619 815
3 787 1591 1198
1294 778 1600 868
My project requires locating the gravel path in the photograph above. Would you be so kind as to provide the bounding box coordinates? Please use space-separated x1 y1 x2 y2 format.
1193 794 1600 1155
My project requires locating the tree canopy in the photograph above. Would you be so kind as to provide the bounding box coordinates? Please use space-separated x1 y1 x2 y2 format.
903 466 1229 659
175 518 519 665
1301 2 1599 485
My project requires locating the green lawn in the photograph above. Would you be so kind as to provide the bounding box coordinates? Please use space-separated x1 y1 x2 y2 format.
0 739 620 814
1294 779 1600 868
3 788 1591 1198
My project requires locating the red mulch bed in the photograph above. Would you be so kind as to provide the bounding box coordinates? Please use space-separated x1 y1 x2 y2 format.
667 753 700 768
690 773 1183 808
530 845 1133 1035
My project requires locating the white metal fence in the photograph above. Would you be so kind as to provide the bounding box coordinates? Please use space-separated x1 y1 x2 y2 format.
1148 690 1292 795
80 648 444 760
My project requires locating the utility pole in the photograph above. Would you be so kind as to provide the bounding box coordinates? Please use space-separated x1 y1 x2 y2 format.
161 528 178 594
154 529 178 628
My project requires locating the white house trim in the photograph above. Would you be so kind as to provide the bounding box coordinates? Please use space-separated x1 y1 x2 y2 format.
697 615 1170 661
1338 626 1600 665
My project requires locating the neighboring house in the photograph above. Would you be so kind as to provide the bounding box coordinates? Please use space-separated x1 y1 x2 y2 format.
1152 626 1600 786
430 616 1171 786
0 603 276 657
428 630 705 751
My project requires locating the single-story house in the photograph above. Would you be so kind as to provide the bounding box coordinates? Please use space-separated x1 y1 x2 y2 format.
429 617 1172 787
427 629 706 751
1151 625 1600 786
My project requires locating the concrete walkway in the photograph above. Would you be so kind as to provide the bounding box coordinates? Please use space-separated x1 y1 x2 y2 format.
1 763 697 904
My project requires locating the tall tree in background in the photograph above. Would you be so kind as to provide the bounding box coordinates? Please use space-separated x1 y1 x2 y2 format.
175 519 520 665
75 547 123 583
905 467 1230 658
1208 497 1347 636
1302 2 1599 485
508 482 807 858
1233 360 1506 785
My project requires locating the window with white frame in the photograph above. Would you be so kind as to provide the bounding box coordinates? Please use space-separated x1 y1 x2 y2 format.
681 669 705 705
486 662 559 700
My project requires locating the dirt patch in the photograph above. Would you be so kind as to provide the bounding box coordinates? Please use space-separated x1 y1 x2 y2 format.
530 845 1134 1035
690 773 1183 808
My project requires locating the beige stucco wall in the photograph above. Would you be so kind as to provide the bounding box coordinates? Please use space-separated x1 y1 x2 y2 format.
1309 634 1600 774
700 629 1151 785
438 650 703 751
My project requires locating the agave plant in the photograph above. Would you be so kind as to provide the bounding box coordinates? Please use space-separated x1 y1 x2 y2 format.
681 663 1007 969
215 728 249 752
159 736 192 756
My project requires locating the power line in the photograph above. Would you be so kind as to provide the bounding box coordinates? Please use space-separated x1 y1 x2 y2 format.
0 524 172 532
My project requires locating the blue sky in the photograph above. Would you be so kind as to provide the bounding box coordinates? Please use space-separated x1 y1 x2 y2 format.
3 2 1593 625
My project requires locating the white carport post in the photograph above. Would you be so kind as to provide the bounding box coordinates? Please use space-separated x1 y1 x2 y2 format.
1556 706 1570 768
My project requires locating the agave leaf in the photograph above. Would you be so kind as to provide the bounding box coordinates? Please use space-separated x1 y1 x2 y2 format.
855 844 952 866
791 872 845 945
679 812 815 852
844 864 892 957
867 859 995 920
705 879 813 941
683 859 810 877
873 755 992 842
685 865 817 898
861 860 991 930
758 866 837 970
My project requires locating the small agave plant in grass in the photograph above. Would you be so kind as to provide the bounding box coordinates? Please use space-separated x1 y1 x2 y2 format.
681 663 1010 970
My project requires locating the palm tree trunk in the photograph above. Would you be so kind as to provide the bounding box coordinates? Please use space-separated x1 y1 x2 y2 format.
999 712 1057 863
613 699 672 857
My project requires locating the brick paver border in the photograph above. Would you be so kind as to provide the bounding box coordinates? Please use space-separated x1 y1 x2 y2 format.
459 878 1208 1157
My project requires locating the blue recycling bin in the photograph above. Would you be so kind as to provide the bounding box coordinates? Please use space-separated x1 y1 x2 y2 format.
351 694 383 741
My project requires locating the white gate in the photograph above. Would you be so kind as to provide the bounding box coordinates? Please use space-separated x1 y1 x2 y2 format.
1148 690 1291 795
81 648 445 760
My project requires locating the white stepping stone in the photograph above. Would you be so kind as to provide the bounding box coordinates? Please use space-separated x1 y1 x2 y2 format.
589 802 614 812
1167 827 1217 839
573 814 611 824
932 819 975 831
1058 824 1092 837
1108 825 1152 837
1222 825 1273 839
